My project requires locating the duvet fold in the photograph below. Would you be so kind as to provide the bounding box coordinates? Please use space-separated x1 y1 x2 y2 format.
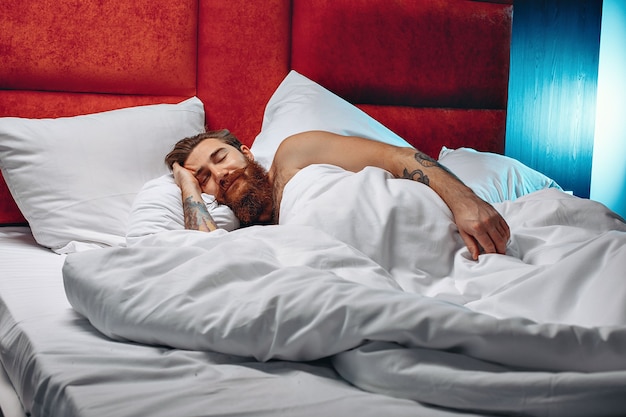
63 165 626 416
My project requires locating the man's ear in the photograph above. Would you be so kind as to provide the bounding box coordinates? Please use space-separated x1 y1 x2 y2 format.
240 145 255 161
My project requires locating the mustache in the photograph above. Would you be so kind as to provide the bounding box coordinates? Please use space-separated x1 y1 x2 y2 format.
218 167 246 192
214 163 258 205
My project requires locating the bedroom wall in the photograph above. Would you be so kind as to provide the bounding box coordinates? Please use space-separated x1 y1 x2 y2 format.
590 0 626 219
505 0 602 199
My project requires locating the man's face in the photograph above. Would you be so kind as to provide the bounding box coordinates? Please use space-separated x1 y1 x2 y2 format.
185 139 273 225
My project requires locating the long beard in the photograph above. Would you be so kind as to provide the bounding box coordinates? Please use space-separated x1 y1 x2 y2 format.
215 160 273 226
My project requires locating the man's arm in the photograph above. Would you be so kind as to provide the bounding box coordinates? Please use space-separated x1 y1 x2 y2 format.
274 131 510 259
172 162 218 232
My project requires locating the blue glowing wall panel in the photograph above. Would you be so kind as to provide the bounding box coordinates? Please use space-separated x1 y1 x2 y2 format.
590 0 626 219
505 0 602 198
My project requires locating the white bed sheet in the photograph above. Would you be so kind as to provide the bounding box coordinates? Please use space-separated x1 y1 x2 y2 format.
0 360 25 417
63 165 626 417
0 227 483 417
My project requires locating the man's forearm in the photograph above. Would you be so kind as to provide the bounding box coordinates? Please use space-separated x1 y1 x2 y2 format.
395 148 470 200
172 161 219 233
400 149 447 186
394 147 510 258
182 194 218 232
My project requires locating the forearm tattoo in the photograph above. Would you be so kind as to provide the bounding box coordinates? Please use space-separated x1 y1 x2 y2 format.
401 151 457 186
183 196 217 231
402 167 429 185
401 151 438 185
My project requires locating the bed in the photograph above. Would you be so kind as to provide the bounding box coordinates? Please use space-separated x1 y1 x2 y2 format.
1 1 626 417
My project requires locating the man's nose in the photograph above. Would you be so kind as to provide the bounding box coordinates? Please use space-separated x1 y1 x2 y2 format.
216 169 230 189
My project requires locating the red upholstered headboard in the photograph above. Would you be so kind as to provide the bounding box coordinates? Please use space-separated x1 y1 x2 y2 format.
0 0 512 224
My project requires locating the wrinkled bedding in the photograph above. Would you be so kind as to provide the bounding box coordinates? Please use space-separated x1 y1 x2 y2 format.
63 165 626 416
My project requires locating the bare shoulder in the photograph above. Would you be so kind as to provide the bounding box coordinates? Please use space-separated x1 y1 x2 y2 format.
272 131 329 171
273 130 416 181
276 131 336 157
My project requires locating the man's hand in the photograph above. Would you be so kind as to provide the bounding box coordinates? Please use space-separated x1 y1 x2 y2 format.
172 162 200 192
172 162 218 232
450 191 510 260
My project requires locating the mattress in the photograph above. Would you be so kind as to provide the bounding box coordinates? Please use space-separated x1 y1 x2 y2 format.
0 227 483 417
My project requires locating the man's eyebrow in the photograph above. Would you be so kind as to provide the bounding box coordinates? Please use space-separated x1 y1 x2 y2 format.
194 147 225 176
209 147 225 162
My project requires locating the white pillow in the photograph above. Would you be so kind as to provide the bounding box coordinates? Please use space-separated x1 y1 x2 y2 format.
250 70 413 169
126 174 239 245
0 97 205 253
438 146 563 203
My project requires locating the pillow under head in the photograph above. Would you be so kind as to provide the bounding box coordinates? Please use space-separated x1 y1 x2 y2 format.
126 174 239 246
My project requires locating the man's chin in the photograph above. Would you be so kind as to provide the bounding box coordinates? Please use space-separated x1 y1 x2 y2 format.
224 194 266 226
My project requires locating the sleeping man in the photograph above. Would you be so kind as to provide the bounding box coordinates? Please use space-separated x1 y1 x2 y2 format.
164 129 510 260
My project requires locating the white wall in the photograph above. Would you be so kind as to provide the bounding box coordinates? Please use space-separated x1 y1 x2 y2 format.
590 0 626 218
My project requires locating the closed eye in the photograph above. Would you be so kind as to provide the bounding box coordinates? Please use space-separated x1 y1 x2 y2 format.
195 169 210 186
194 148 228 188
212 148 228 163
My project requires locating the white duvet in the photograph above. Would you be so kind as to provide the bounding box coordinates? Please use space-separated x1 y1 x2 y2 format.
63 165 626 417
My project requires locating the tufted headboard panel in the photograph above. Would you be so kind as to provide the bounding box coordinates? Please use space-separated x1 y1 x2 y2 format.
290 0 512 158
0 0 512 224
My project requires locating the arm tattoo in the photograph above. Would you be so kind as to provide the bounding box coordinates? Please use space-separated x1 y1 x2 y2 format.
402 168 429 185
413 151 438 167
400 151 458 186
400 151 438 185
183 196 217 231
